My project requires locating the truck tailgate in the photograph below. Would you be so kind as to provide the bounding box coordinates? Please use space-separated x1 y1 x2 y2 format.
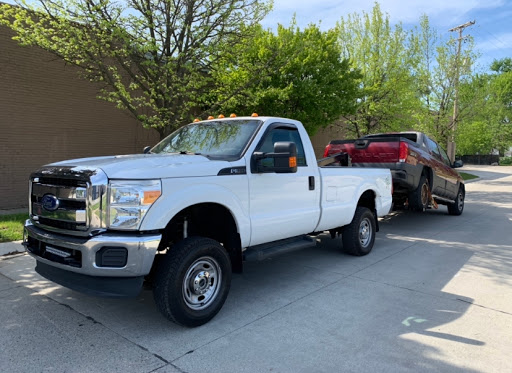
325 137 404 164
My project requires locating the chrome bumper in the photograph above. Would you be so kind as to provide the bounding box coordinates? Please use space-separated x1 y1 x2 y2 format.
23 220 161 277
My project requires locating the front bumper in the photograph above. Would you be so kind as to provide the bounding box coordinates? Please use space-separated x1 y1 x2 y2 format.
23 220 161 296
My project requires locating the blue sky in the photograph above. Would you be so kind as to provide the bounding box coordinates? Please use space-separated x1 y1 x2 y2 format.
262 0 512 72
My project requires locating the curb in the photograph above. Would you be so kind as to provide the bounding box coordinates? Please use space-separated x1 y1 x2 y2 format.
0 241 25 257
464 177 481 184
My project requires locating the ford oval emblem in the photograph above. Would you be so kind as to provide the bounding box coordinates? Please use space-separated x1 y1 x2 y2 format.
41 194 60 211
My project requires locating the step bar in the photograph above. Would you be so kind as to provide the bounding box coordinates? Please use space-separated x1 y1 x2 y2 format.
243 236 316 262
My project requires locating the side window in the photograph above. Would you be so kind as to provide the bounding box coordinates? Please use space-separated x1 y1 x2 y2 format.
438 145 451 166
422 136 429 150
255 127 307 166
426 137 441 160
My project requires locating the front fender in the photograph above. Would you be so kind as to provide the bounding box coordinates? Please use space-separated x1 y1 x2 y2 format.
140 180 251 247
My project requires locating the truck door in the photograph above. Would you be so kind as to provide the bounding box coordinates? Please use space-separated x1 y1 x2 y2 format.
247 125 320 246
437 145 459 198
425 137 448 196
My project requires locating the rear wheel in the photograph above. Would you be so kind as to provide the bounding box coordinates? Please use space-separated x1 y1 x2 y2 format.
409 175 429 212
342 206 376 256
153 236 231 327
448 186 465 215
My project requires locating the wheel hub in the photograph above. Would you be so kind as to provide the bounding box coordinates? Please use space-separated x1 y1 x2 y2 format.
359 218 372 247
421 183 429 206
191 270 211 295
182 256 221 310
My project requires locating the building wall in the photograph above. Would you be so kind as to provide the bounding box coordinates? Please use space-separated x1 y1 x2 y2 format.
0 25 160 209
310 121 349 158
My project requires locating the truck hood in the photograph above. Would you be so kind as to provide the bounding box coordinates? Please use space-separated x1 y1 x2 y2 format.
49 154 234 179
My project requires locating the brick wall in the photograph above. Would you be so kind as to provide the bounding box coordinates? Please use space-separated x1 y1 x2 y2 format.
0 25 160 209
310 121 349 158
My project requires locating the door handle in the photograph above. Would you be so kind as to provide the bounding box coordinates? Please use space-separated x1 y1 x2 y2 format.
309 176 315 191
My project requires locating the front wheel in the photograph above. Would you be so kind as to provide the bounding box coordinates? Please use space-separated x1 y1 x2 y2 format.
448 186 465 216
342 206 376 256
153 237 231 327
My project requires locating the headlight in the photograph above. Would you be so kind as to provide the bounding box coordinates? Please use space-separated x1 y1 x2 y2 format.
108 179 161 230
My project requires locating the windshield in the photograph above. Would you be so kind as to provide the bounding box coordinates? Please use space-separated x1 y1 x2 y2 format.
151 119 262 160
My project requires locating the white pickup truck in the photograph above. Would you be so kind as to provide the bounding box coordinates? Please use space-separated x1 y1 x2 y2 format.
23 116 392 326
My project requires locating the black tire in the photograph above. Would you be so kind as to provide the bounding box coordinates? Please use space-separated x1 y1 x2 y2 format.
153 236 231 327
448 186 465 216
409 175 429 212
342 206 376 256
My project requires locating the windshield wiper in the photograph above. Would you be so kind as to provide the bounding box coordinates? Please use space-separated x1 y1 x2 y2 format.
177 151 210 158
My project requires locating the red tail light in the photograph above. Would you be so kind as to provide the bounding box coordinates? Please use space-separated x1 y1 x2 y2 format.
323 144 332 158
399 142 408 163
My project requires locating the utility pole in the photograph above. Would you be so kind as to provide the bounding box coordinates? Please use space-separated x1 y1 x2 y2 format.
447 20 475 163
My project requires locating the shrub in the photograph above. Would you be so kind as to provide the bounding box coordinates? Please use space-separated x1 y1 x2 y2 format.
500 156 512 165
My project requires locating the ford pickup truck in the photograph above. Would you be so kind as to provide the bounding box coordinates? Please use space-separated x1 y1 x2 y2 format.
23 116 392 326
324 132 465 215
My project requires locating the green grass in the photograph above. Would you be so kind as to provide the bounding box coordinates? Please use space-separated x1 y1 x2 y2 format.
0 213 29 243
459 172 478 181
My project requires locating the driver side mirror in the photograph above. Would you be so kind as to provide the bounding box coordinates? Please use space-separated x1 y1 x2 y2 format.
143 146 151 154
452 160 463 168
253 142 298 173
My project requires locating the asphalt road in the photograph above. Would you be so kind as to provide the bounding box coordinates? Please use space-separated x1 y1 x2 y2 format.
1 165 511 373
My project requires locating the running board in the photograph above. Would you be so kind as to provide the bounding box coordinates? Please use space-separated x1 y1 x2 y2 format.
243 236 316 262
433 195 455 204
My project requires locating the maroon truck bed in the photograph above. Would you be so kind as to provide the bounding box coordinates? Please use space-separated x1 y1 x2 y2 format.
324 132 464 213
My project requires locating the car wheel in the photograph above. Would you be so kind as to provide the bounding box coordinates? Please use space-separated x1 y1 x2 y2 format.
448 186 465 216
153 236 231 327
342 206 376 256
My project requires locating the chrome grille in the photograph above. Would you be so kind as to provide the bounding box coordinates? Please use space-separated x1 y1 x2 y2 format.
29 166 108 236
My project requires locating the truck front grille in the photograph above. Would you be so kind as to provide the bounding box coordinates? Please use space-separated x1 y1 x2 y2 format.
29 167 108 236
36 216 87 231
36 177 87 188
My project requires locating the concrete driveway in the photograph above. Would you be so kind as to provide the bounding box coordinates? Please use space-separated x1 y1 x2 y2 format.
1 166 512 372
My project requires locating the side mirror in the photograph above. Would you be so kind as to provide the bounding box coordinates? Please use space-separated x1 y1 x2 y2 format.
452 160 463 168
253 142 298 173
143 146 151 154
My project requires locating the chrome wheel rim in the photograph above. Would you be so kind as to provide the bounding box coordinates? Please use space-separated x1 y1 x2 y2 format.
359 217 372 248
183 256 221 310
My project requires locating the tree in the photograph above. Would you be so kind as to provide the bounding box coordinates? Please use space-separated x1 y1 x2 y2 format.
490 57 512 74
336 3 421 137
456 59 512 155
0 0 271 138
413 16 478 151
211 23 362 135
